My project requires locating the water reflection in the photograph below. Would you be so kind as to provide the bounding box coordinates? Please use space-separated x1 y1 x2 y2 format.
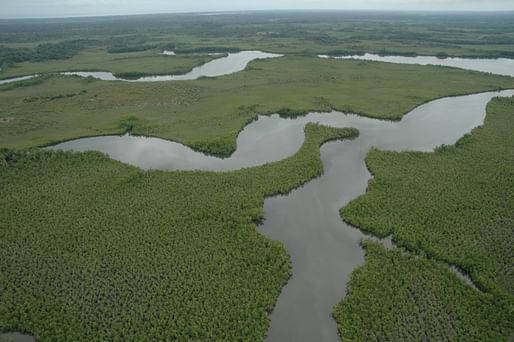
161 50 176 56
62 51 282 82
319 53 514 77
0 75 39 85
48 90 514 342
50 91 513 171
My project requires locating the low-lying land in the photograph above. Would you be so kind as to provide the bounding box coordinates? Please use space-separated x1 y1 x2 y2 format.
0 49 218 80
337 96 514 340
2 57 514 154
334 241 513 341
2 11 514 341
1 11 514 79
0 124 357 341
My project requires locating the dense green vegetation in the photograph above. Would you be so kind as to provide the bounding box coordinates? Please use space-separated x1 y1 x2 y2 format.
0 124 357 341
334 241 514 341
2 11 514 341
2 57 514 154
337 96 514 340
0 40 88 68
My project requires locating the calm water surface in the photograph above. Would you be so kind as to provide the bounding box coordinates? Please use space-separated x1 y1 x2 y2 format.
50 90 514 341
161 50 176 55
2 53 511 85
0 75 39 85
0 51 280 85
259 91 514 341
62 51 282 81
319 53 514 77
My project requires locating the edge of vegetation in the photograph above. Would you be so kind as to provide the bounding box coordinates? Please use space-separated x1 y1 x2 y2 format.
336 96 514 340
3 59 513 157
0 123 358 341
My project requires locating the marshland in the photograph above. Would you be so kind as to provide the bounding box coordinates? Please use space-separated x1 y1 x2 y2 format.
1 8 514 342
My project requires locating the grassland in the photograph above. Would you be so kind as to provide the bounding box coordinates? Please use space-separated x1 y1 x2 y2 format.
0 49 218 79
337 96 514 340
1 11 514 341
1 11 514 77
0 124 358 341
2 57 514 154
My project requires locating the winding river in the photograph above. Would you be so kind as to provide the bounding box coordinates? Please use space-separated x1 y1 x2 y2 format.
0 51 281 85
318 53 514 77
62 51 282 82
1 53 513 86
2 44 513 342
48 89 514 341
0 74 39 85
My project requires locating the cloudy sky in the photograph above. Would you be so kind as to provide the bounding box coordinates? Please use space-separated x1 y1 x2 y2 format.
1 0 513 19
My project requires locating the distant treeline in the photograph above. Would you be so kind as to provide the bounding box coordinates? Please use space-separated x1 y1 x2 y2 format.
174 46 241 54
0 40 88 68
2 11 514 66
107 44 157 54
325 49 514 59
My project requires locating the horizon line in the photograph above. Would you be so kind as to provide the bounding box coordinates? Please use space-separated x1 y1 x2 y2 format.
2 8 514 20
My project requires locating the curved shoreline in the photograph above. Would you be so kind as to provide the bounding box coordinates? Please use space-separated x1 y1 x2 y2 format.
2 52 512 85
259 90 514 341
47 89 514 165
319 53 514 77
8 90 514 342
0 51 282 84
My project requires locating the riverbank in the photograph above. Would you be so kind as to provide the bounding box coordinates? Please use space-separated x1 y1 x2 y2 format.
2 56 514 154
0 124 357 341
337 96 514 341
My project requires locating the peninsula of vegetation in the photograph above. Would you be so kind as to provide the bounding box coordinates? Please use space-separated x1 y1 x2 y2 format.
337 96 514 341
2 57 514 155
0 124 357 341
1 10 514 342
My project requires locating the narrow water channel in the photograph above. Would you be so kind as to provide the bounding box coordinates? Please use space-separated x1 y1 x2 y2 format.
62 51 282 81
260 90 514 341
2 53 512 85
0 74 39 85
0 51 281 85
319 53 514 77
50 90 514 341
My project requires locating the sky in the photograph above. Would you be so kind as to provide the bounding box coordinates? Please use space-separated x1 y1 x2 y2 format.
1 0 514 19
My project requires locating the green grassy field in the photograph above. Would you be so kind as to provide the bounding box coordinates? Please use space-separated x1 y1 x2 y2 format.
2 57 514 154
337 96 514 340
0 49 218 79
0 124 357 341
2 11 514 341
1 11 514 80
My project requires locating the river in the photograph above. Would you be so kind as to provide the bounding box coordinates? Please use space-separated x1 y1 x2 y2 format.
64 51 282 81
318 53 514 77
2 53 512 85
49 89 514 341
0 51 281 85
